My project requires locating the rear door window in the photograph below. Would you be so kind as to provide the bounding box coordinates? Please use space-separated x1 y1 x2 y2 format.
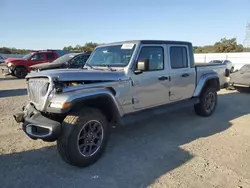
46 53 56 61
170 46 188 69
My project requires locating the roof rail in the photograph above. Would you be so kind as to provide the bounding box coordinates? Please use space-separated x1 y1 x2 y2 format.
30 49 58 53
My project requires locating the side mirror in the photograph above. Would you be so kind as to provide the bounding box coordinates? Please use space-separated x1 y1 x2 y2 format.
134 59 149 74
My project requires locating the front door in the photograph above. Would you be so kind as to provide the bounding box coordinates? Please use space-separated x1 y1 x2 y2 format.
168 45 196 101
29 53 46 66
131 45 170 110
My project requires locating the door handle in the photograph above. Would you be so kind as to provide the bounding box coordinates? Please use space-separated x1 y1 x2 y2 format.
181 73 189 77
158 76 169 81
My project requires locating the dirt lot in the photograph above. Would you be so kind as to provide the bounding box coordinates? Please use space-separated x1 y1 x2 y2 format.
0 75 250 188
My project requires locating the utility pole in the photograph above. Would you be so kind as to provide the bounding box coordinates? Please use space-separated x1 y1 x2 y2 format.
243 22 250 49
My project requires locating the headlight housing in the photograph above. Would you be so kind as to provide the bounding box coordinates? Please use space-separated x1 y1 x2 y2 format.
7 62 13 67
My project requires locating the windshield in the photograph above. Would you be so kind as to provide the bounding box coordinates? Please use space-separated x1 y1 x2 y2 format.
52 53 78 64
22 53 34 60
87 44 136 67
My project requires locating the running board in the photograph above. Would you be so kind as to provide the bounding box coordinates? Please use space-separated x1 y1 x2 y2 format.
118 98 199 126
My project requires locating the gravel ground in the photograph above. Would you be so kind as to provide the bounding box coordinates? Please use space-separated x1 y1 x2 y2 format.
0 74 250 188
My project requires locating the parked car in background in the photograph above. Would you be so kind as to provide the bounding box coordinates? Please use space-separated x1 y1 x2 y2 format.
1 50 68 78
30 52 90 72
208 60 235 73
229 64 250 92
0 55 4 64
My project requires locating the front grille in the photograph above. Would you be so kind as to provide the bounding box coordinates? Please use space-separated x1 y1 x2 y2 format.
27 78 50 105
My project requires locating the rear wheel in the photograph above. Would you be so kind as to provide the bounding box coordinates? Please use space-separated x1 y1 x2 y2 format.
194 87 217 117
14 67 27 79
57 107 109 167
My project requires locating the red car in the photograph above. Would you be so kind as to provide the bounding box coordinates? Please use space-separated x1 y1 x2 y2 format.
2 50 67 78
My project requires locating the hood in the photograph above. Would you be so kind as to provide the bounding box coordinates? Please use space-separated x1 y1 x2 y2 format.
30 62 63 70
5 57 24 62
26 68 127 81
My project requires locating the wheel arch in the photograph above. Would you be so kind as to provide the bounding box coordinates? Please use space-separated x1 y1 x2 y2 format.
65 89 123 124
193 73 220 97
14 65 27 70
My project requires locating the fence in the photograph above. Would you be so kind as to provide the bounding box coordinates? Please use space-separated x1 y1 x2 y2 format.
0 54 25 59
194 52 250 70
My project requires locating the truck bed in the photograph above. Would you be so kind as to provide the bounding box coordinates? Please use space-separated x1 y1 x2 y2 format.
195 63 227 87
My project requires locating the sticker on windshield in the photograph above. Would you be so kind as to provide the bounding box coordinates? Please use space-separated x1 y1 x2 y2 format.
121 43 134 49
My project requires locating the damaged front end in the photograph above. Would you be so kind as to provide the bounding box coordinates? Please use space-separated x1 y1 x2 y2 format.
14 69 126 141
14 104 61 142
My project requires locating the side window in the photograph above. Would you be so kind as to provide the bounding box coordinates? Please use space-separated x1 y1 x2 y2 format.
170 46 188 69
31 53 44 61
138 46 164 71
82 55 90 62
70 56 84 67
46 53 56 60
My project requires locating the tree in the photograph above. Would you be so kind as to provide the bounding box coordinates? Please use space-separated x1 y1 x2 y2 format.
193 38 244 53
213 38 243 53
62 42 99 53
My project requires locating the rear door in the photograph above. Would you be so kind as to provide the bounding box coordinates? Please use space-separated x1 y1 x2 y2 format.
168 45 196 101
45 52 57 62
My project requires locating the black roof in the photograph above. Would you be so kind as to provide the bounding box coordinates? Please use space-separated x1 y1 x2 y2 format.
98 40 192 47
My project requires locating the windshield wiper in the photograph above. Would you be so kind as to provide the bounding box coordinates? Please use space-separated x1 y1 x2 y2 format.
103 64 116 71
84 63 94 69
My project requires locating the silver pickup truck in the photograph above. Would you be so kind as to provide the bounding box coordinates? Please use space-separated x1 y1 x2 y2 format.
14 40 229 167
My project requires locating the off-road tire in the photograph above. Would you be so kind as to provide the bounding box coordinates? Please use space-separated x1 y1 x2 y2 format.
57 107 109 168
14 67 27 79
194 87 217 117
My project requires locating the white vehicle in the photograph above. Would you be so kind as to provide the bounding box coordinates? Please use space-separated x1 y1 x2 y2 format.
208 60 234 73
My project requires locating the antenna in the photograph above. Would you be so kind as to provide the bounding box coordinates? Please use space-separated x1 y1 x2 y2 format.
243 22 250 48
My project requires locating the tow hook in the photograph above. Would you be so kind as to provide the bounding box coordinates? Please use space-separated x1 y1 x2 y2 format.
13 113 25 123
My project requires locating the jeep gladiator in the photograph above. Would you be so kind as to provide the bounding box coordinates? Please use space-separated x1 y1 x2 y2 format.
14 40 228 167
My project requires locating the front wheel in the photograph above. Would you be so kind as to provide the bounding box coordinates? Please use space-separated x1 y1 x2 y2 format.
14 67 27 79
57 107 109 167
194 87 217 117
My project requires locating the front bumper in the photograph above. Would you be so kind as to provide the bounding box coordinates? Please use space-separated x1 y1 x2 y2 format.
14 104 61 142
1 66 13 76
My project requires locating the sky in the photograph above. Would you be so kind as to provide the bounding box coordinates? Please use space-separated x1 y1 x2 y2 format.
1 0 250 49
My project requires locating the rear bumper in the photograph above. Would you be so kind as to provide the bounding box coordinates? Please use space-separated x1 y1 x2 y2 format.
14 104 61 142
231 83 250 88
